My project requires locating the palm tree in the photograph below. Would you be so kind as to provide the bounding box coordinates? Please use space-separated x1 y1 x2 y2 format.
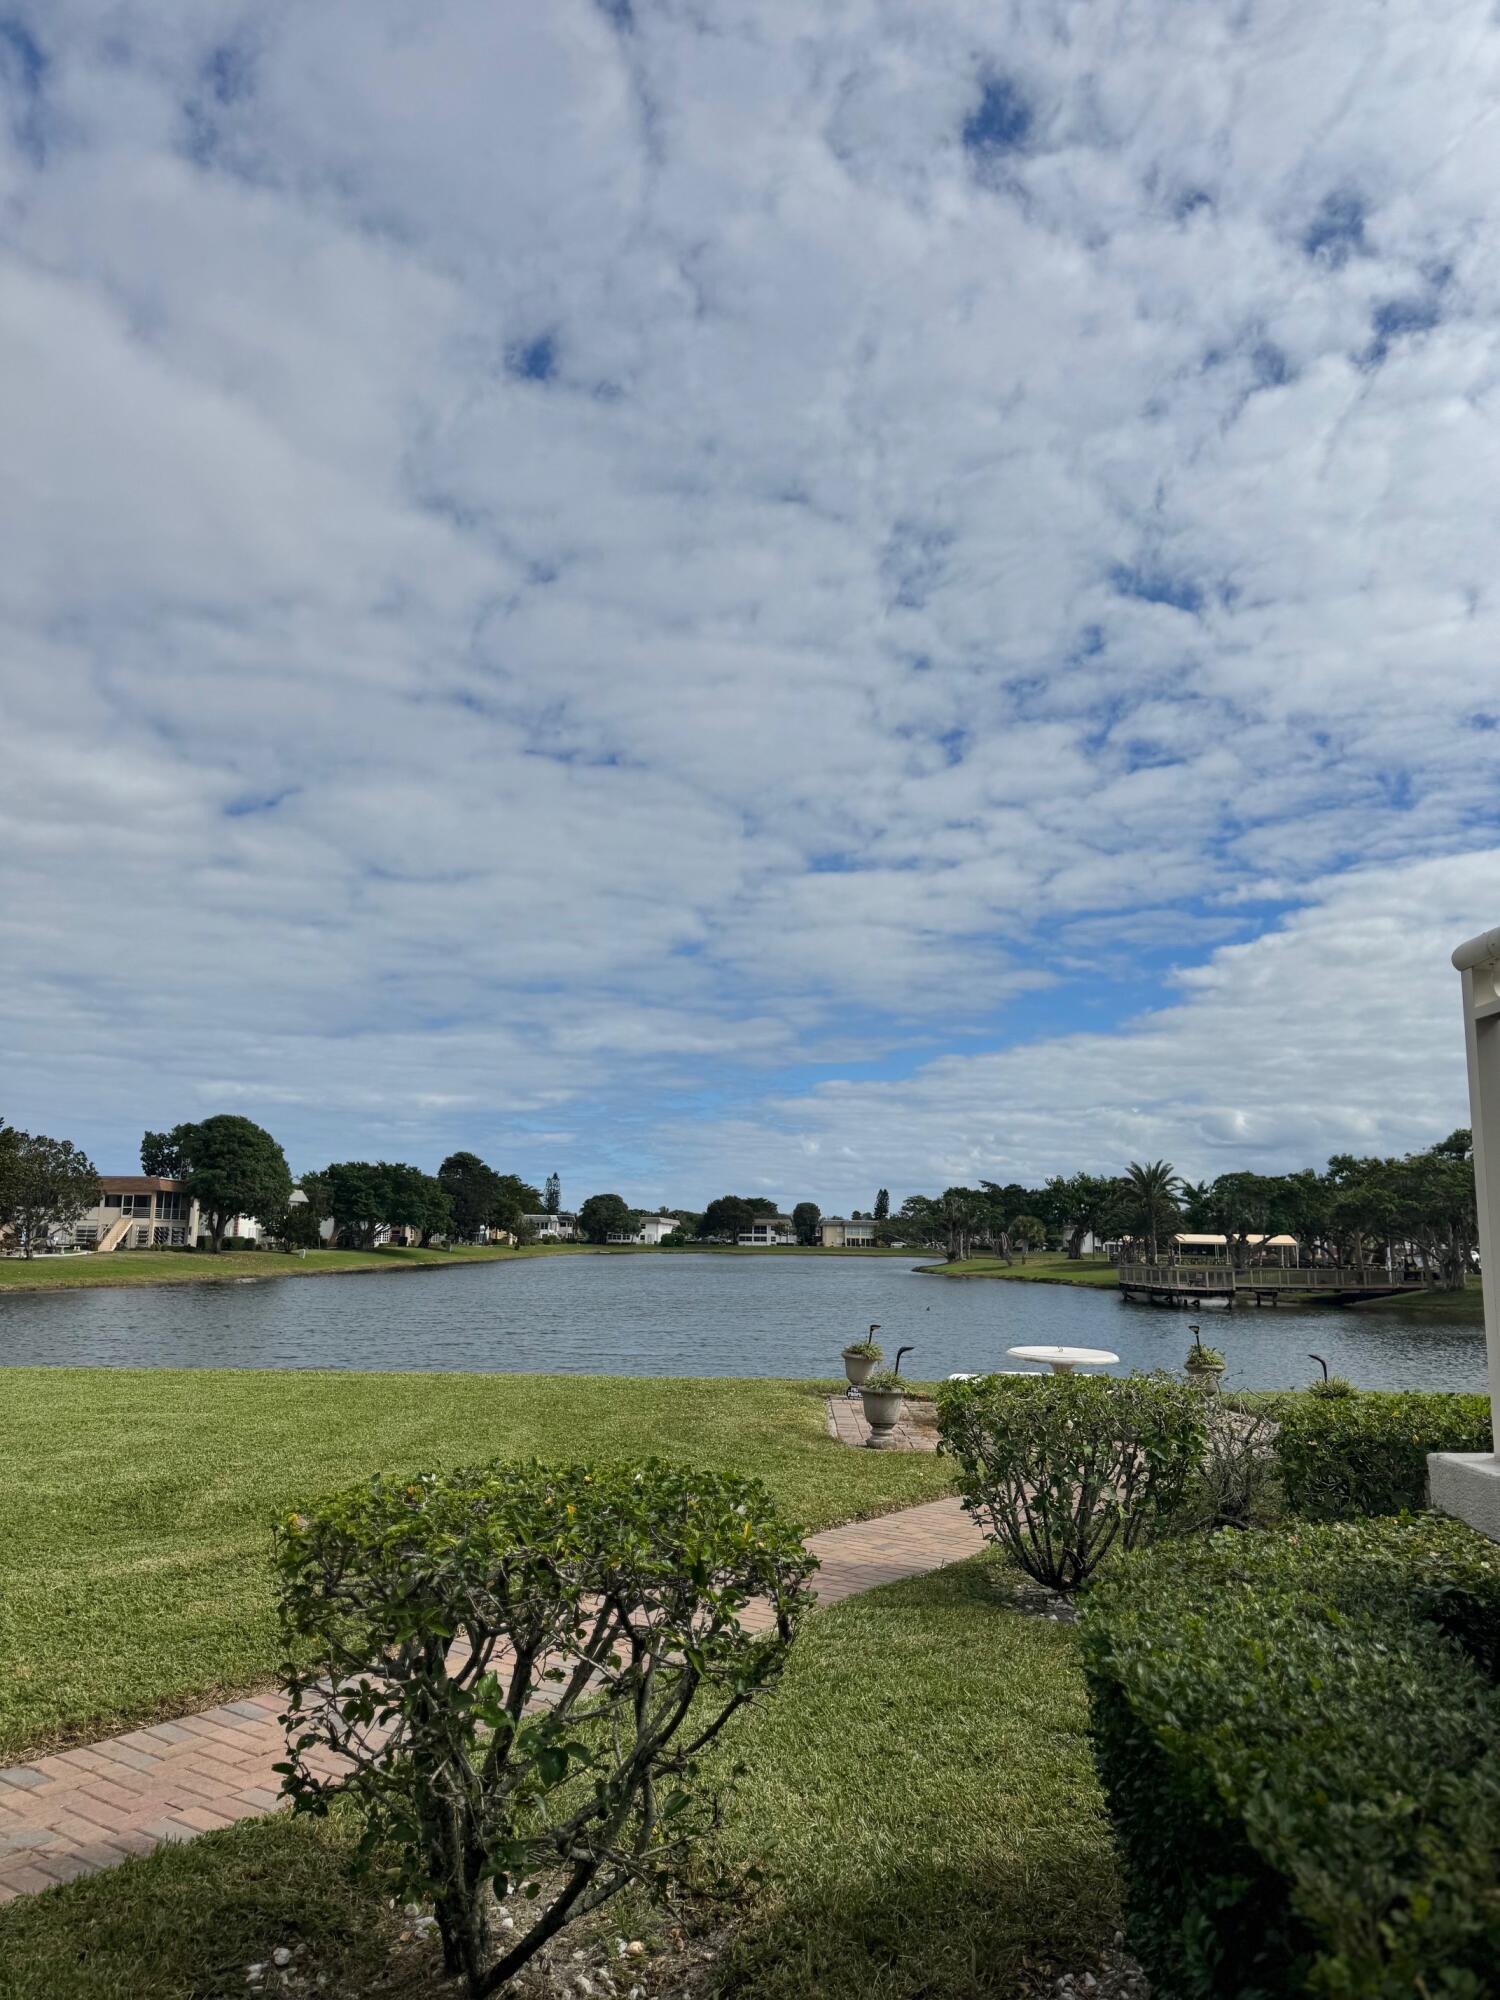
1122 1160 1183 1262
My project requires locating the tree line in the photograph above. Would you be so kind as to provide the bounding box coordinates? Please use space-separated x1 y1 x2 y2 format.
0 1111 1481 1287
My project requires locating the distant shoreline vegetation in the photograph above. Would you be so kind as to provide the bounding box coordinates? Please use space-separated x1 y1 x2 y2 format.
2 1115 1481 1304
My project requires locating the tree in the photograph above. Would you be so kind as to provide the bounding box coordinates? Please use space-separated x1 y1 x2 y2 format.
140 1128 187 1178
578 1192 638 1243
697 1195 755 1243
1009 1213 1046 1263
0 1130 100 1257
1120 1160 1183 1261
792 1201 821 1245
172 1116 292 1252
439 1152 502 1243
543 1172 561 1215
491 1174 542 1238
874 1188 890 1221
324 1162 391 1250
384 1164 452 1247
272 1184 327 1252
275 1460 814 1999
1043 1172 1117 1259
0 1118 20 1236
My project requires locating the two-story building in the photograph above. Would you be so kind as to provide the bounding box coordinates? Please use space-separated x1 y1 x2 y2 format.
737 1213 797 1246
523 1211 578 1241
817 1216 876 1248
71 1177 200 1251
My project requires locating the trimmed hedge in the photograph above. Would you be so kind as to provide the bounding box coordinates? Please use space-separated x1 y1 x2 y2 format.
1275 1390 1491 1519
1081 1517 1500 1998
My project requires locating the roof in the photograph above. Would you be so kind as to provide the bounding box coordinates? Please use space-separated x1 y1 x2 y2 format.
99 1176 188 1194
1172 1232 1227 1246
1248 1232 1299 1246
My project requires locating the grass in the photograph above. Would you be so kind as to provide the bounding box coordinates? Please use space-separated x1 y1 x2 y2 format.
919 1252 1119 1287
0 1369 955 1761
0 1243 549 1291
0 1242 917 1291
0 1553 1117 2000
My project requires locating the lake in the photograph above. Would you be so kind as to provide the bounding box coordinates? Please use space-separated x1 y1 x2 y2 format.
0 1254 1487 1390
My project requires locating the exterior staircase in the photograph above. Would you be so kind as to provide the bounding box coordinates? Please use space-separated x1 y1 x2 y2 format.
95 1212 137 1254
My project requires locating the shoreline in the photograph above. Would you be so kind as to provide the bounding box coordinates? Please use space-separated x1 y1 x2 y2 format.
0 1241 918 1297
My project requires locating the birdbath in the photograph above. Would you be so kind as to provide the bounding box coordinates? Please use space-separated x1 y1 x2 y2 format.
1007 1344 1120 1376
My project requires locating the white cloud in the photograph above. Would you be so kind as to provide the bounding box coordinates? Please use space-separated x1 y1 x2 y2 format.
2 0 1498 1199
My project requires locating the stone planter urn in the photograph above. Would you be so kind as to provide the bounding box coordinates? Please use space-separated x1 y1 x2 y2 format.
1186 1359 1225 1394
859 1383 906 1449
842 1347 879 1390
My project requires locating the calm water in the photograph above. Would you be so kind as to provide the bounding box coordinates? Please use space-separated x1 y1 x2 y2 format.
0 1255 1486 1390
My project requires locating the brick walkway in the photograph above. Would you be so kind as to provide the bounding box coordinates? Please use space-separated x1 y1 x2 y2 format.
0 1496 980 1902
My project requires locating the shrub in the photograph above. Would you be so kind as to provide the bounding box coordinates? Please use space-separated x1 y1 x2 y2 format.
861 1368 906 1393
274 1458 815 1999
1276 1389 1491 1519
1169 1394 1285 1536
936 1373 1205 1592
1081 1516 1500 1997
1308 1374 1356 1399
841 1339 883 1360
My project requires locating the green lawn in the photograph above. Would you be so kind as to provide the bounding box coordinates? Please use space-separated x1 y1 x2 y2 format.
0 1369 956 1760
0 1243 550 1291
919 1252 1120 1287
0 1554 1117 2000
0 1241 919 1292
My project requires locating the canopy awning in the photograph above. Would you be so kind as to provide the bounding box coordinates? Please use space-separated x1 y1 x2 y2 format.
1172 1232 1227 1246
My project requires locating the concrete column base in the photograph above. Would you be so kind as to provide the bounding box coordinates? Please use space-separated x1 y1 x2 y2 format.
1427 1452 1500 1542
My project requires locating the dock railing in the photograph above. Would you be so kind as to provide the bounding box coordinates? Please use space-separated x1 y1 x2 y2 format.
1117 1260 1422 1293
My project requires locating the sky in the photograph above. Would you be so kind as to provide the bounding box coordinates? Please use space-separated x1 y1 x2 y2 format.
3 0 1499 1212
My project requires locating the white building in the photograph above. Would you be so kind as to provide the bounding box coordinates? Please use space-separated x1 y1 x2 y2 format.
523 1211 578 1241
609 1214 682 1245
737 1213 797 1246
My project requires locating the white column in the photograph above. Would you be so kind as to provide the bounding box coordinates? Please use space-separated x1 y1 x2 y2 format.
1427 925 1500 1538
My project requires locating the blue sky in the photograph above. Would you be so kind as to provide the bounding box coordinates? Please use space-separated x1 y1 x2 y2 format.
3 0 1499 1209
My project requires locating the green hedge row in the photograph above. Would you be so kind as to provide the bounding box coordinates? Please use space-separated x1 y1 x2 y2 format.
1081 1516 1500 1998
1274 1390 1491 1519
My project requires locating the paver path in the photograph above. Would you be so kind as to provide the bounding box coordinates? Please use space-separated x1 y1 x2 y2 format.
0 1496 981 1901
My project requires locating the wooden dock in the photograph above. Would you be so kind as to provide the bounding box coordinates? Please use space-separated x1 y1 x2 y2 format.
1117 1261 1428 1306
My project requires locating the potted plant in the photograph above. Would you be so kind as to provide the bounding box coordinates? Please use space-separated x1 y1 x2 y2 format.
859 1368 907 1448
1185 1331 1226 1393
841 1328 883 1390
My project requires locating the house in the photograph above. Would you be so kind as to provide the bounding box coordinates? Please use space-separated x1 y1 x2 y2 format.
523 1211 578 1241
607 1214 681 1245
737 1214 797 1246
71 1178 199 1251
817 1216 876 1248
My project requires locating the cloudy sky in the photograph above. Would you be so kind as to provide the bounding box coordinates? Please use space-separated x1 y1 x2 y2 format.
3 0 1499 1209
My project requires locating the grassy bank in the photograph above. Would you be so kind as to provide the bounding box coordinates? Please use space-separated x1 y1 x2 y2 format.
0 1243 552 1292
0 1241 917 1293
918 1251 1119 1287
0 1554 1115 2000
0 1369 955 1760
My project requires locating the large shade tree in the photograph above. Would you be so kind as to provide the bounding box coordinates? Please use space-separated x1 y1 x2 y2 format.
143 1116 291 1252
438 1152 501 1243
0 1124 100 1257
578 1192 638 1243
697 1195 756 1242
